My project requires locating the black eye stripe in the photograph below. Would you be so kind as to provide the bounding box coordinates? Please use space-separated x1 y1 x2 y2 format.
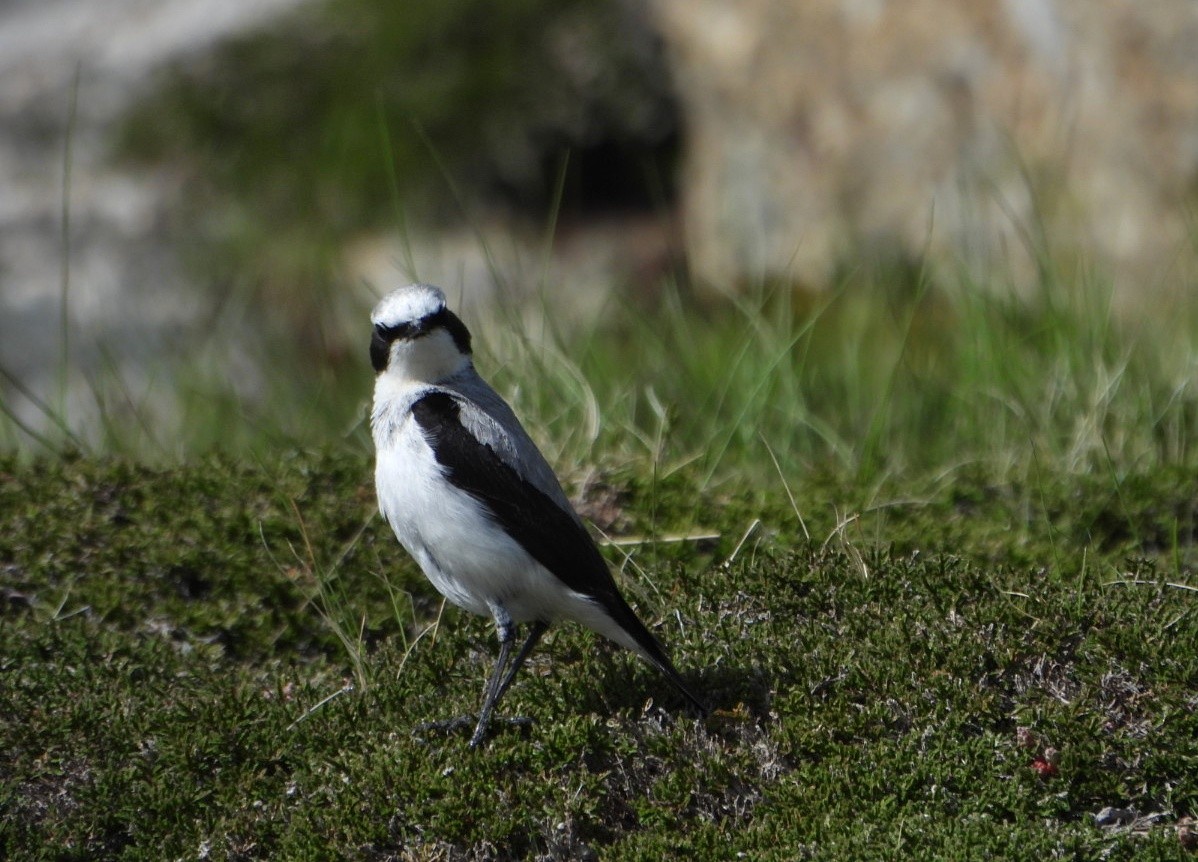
434 307 473 354
374 320 416 341
372 306 472 355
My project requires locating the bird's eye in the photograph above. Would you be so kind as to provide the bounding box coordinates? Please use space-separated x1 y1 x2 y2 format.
374 321 414 341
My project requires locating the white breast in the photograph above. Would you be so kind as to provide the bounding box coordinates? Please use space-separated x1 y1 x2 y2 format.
373 410 603 627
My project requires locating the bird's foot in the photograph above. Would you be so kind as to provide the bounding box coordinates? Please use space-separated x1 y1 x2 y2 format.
413 715 476 736
413 714 535 746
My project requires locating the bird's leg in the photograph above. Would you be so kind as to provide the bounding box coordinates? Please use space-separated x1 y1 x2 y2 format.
492 620 547 706
469 606 517 747
415 610 538 746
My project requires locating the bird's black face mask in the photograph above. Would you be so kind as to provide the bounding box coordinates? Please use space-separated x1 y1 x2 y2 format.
370 308 473 374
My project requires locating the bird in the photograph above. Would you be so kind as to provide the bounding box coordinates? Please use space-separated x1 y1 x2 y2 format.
369 283 705 746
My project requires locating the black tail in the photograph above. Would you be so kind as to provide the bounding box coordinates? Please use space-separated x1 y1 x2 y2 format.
605 592 708 716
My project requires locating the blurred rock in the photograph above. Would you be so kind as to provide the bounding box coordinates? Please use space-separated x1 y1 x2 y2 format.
0 0 312 445
648 0 1198 298
342 211 679 330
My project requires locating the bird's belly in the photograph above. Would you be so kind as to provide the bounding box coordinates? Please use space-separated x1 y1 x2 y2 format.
375 442 586 623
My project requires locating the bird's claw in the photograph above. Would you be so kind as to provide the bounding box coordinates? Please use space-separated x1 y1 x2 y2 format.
412 714 535 746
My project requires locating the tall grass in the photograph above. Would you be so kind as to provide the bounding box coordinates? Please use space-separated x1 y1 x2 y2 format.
483 260 1197 489
3 225 1196 483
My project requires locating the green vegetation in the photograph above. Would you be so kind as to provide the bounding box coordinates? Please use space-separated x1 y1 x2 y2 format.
485 266 1198 485
2 2 1196 856
1 450 1195 859
6 259 1196 480
3 249 1198 856
4 185 1198 857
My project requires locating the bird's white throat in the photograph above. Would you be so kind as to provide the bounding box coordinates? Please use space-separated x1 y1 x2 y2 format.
379 328 471 388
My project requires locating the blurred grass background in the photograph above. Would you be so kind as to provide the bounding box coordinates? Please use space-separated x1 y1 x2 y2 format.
2 0 1195 484
5 242 1196 488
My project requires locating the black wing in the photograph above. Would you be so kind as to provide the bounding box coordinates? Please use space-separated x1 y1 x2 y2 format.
411 390 703 711
412 391 620 603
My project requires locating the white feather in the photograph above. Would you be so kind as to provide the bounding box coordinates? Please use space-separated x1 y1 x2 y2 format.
369 285 642 652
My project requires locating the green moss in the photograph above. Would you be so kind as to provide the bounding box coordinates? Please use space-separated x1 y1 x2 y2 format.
1 453 1194 858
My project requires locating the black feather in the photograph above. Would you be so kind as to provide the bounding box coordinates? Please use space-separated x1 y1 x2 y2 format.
410 390 704 712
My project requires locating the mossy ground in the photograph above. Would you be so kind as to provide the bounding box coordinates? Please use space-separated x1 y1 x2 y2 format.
6 1 1196 856
2 453 1194 860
